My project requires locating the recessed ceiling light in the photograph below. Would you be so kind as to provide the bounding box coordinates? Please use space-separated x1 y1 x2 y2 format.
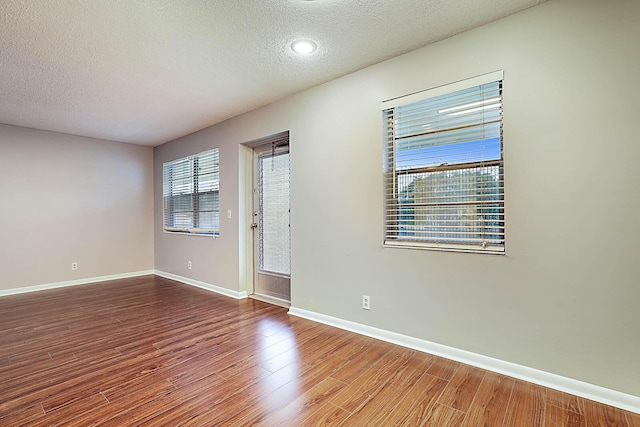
291 39 317 54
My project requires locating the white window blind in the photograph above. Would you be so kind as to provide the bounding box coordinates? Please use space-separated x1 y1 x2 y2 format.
382 71 505 253
163 149 220 236
258 150 291 275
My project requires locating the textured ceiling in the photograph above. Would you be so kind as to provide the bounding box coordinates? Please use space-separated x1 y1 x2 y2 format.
0 0 544 146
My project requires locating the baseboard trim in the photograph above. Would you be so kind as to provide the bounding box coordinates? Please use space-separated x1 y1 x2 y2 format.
0 270 155 297
154 270 248 300
288 306 640 415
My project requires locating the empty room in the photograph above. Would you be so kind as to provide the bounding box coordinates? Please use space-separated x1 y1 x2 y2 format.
1 0 639 425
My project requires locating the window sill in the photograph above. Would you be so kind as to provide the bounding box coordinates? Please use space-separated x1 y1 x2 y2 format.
163 229 220 238
384 240 505 255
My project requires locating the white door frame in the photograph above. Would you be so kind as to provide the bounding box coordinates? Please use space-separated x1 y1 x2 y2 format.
238 131 290 308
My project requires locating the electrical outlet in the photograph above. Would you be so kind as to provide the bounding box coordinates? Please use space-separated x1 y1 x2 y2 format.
227 209 232 219
362 295 370 310
188 261 192 270
71 262 78 271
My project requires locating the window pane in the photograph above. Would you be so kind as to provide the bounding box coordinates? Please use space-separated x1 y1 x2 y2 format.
259 153 291 275
394 83 501 139
171 212 194 229
198 172 219 192
198 212 219 229
395 166 503 244
394 82 502 170
164 158 193 196
396 135 501 170
198 191 220 229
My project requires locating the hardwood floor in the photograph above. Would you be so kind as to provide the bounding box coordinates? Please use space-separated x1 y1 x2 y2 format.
0 275 636 426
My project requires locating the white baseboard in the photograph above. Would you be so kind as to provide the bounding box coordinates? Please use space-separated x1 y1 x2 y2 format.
154 270 248 300
0 270 155 297
288 306 640 415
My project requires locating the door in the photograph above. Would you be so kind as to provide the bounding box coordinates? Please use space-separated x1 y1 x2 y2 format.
252 141 290 305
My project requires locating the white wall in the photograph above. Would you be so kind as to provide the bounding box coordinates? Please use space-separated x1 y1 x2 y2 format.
0 124 154 290
154 0 640 397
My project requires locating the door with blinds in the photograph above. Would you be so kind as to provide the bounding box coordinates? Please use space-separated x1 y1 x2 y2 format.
252 140 290 305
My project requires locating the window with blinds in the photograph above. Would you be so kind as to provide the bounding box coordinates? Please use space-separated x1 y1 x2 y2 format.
163 149 220 236
382 71 504 253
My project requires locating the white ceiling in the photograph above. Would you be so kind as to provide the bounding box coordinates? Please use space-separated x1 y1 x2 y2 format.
0 0 544 146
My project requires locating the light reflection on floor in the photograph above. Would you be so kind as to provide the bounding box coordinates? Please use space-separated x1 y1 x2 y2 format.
256 317 301 405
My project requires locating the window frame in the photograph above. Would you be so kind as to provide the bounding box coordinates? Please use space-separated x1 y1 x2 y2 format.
382 71 505 254
162 148 220 237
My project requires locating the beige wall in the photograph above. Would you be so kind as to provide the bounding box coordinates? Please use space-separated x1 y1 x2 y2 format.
154 126 242 292
153 0 640 396
0 124 154 290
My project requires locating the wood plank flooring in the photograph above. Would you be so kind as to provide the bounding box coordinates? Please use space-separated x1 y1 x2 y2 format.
0 275 637 426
